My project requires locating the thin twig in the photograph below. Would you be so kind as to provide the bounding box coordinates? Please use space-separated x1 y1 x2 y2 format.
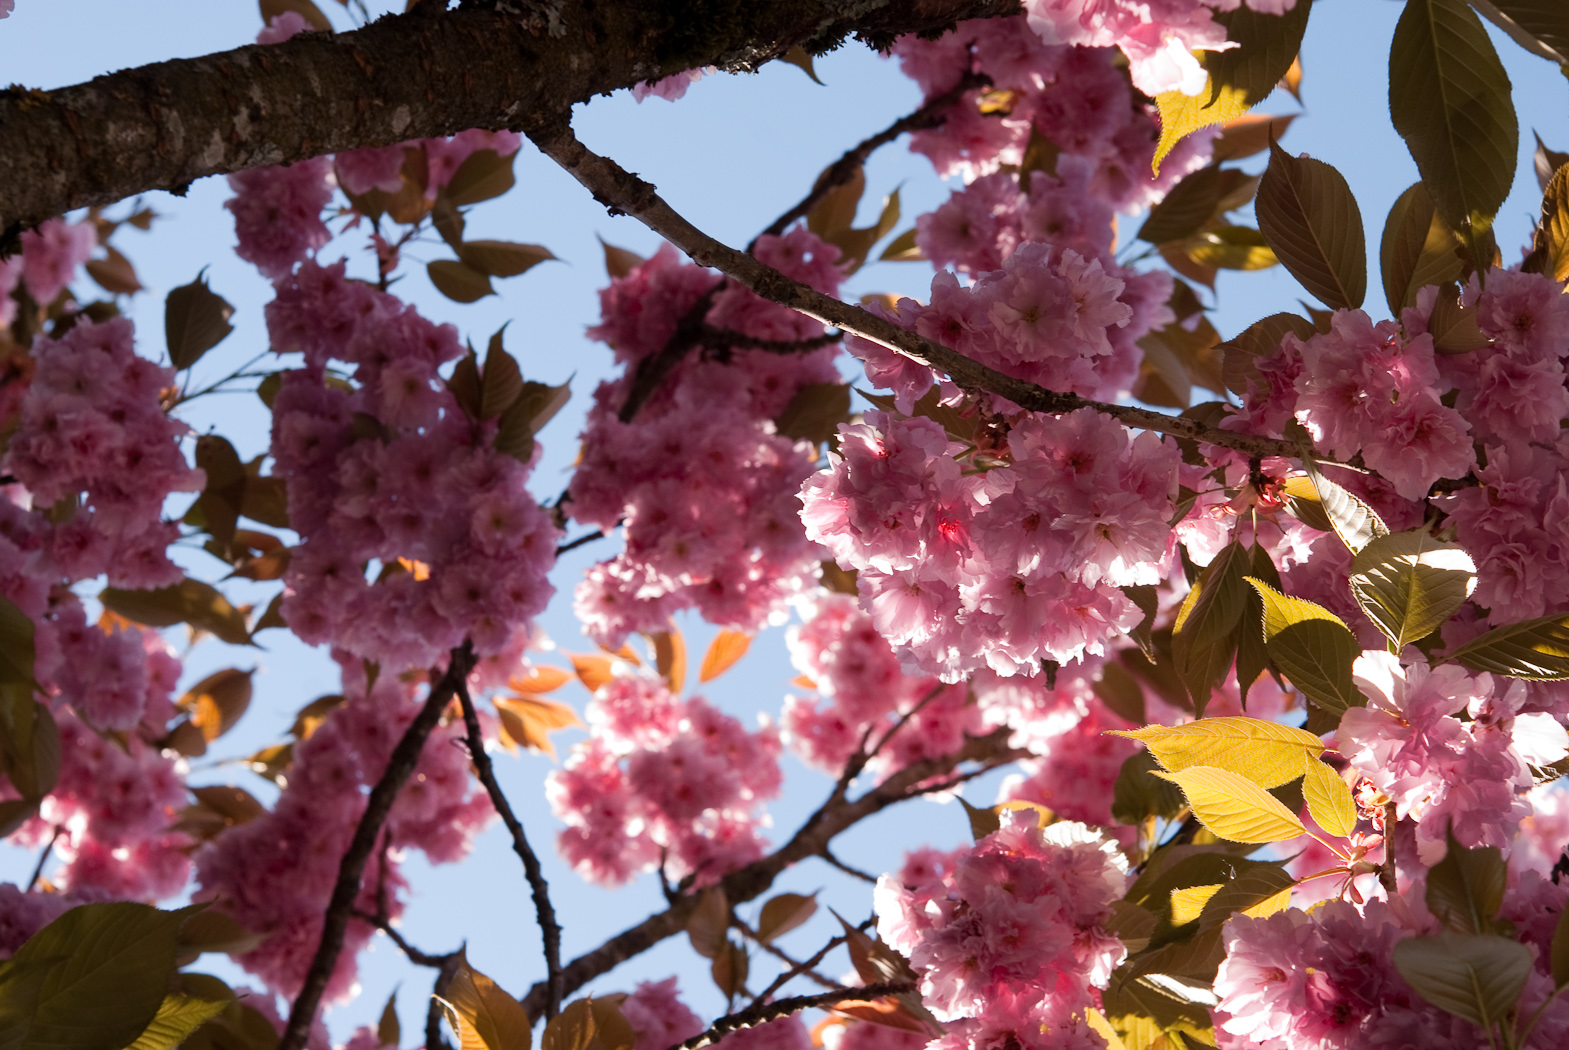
455 674 566 1019
525 118 1321 464
350 908 453 970
751 70 991 247
670 981 916 1050
697 326 843 356
25 826 60 891
428 952 462 1050
1379 801 1399 895
278 642 478 1050
868 682 948 761
555 530 606 557
729 914 842 992
817 846 879 886
619 281 723 423
754 916 875 1004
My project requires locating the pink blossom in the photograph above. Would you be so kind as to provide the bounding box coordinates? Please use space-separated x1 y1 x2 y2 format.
227 156 334 280
19 218 95 305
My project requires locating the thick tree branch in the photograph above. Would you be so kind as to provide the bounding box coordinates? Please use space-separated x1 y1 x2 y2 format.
454 673 566 1019
525 120 1319 462
0 0 1022 235
279 643 478 1050
519 728 1025 1019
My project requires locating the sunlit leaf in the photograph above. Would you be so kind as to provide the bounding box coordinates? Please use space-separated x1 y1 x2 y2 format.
444 959 532 1050
122 993 231 1050
493 695 583 759
1349 529 1477 650
1301 759 1356 837
1169 884 1223 926
1245 577 1364 716
1111 716 1324 789
1380 182 1465 315
510 666 573 694
1152 766 1308 843
699 631 752 683
99 578 252 646
568 653 618 693
1529 160 1569 282
1111 749 1187 826
181 668 254 743
1303 464 1389 554
649 629 686 694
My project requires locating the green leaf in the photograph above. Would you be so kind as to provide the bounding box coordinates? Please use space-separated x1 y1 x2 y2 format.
1152 765 1308 843
1138 167 1259 245
459 240 556 279
1392 932 1532 1027
495 379 572 463
1184 226 1279 271
444 149 517 207
1171 541 1252 714
1301 758 1357 837
1427 281 1493 352
1426 828 1506 935
0 592 36 686
1255 140 1366 309
1445 611 1569 679
194 435 246 549
878 227 924 263
1236 543 1281 709
1380 182 1465 315
1304 463 1389 554
1552 897 1569 988
480 330 524 421
428 260 495 303
1196 863 1297 929
99 578 252 647
1246 577 1365 716
1111 716 1324 790
1 902 193 1050
1471 0 1569 64
122 993 231 1050
1111 749 1188 826
164 273 235 371
1389 0 1517 261
1349 529 1477 650
774 382 850 444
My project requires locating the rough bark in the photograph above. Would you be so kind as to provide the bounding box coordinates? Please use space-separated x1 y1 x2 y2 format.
0 0 1020 238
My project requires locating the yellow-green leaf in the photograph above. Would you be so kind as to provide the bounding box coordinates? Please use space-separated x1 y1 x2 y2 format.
1380 182 1465 315
1388 0 1517 262
1349 529 1477 650
1169 884 1223 926
699 630 752 683
1552 895 1569 988
1171 541 1252 714
1152 766 1308 843
1530 161 1569 282
1301 759 1356 837
1245 577 1365 716
122 993 231 1050
1184 226 1278 271
1155 86 1252 174
1138 166 1258 245
1111 716 1324 789
1255 140 1366 309
1392 933 1532 1027
1444 611 1569 680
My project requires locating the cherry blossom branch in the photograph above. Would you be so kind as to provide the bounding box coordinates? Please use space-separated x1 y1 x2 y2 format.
670 981 916 1050
454 673 566 1019
1378 801 1399 895
518 728 1025 1019
754 916 875 1003
555 530 607 557
429 953 463 1050
279 642 478 1050
816 846 879 885
752 69 991 246
0 0 1027 236
25 825 59 891
697 326 844 357
526 119 1316 462
351 908 454 970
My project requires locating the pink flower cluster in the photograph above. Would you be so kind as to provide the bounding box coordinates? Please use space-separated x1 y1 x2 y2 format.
334 128 522 199
782 593 984 780
892 23 1215 206
547 672 782 887
227 156 335 281
875 813 1128 1050
569 235 845 647
801 407 1178 680
266 260 558 668
1338 651 1564 866
17 217 96 306
852 243 1171 408
196 664 493 1000
4 316 202 588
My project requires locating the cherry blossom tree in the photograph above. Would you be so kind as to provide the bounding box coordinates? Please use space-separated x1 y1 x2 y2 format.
2 2 1569 1050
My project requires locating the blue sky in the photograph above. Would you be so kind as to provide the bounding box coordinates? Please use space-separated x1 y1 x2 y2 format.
1 0 1566 1043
